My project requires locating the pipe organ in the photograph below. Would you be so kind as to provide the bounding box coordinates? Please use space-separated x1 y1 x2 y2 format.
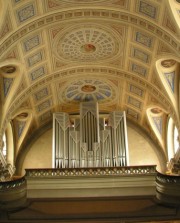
53 102 129 168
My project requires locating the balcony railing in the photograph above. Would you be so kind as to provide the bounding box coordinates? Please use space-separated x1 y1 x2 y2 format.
0 165 179 207
156 172 180 204
25 165 156 178
0 177 26 191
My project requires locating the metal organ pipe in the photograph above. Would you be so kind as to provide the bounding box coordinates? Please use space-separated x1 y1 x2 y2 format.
53 103 129 168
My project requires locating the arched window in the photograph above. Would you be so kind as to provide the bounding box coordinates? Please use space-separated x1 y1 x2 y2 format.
2 133 7 158
174 126 179 153
167 117 179 161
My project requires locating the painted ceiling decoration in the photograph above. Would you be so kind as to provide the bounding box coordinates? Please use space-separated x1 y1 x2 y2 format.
0 0 179 173
53 24 122 63
3 78 14 97
62 79 114 104
164 71 175 93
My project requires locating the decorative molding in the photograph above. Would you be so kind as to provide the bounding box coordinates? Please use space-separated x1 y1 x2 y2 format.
27 51 43 67
135 31 153 48
130 62 148 78
127 96 142 110
29 66 46 81
126 108 140 120
23 34 41 52
128 84 144 98
34 87 49 102
37 99 52 112
132 48 150 63
138 0 157 19
16 3 36 23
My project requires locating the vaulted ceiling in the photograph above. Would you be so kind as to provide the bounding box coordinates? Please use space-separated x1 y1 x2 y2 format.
0 0 180 170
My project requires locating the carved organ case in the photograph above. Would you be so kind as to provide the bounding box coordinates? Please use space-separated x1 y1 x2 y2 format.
53 102 129 168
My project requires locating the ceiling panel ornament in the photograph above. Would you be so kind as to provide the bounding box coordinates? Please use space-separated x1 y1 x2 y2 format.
45 0 128 12
60 79 116 104
53 24 123 63
128 83 145 98
26 51 44 68
127 95 142 110
22 34 42 53
33 87 50 103
29 65 47 82
36 99 53 113
130 62 148 78
132 47 150 64
16 2 36 24
126 107 140 121
134 31 154 48
137 0 158 20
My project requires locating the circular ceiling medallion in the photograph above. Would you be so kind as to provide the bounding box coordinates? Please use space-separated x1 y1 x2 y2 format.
53 24 121 63
81 85 96 92
1 65 16 74
62 79 114 103
81 44 96 53
161 59 176 68
151 108 162 114
17 113 28 119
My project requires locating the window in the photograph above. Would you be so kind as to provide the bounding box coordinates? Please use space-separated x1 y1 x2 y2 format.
167 117 179 161
174 126 179 153
2 133 7 158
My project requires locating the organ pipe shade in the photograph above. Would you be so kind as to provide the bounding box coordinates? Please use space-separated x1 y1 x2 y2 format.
53 102 129 168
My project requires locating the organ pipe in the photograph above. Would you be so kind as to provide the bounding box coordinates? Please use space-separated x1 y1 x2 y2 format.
53 102 129 168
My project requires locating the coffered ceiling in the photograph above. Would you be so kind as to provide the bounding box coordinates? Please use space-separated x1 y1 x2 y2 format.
0 0 180 166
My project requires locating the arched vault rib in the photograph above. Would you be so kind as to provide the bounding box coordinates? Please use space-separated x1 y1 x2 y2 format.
2 66 177 135
0 9 179 56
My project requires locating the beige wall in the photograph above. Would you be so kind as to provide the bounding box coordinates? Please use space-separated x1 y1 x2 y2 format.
127 127 161 171
22 129 52 175
22 126 161 175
